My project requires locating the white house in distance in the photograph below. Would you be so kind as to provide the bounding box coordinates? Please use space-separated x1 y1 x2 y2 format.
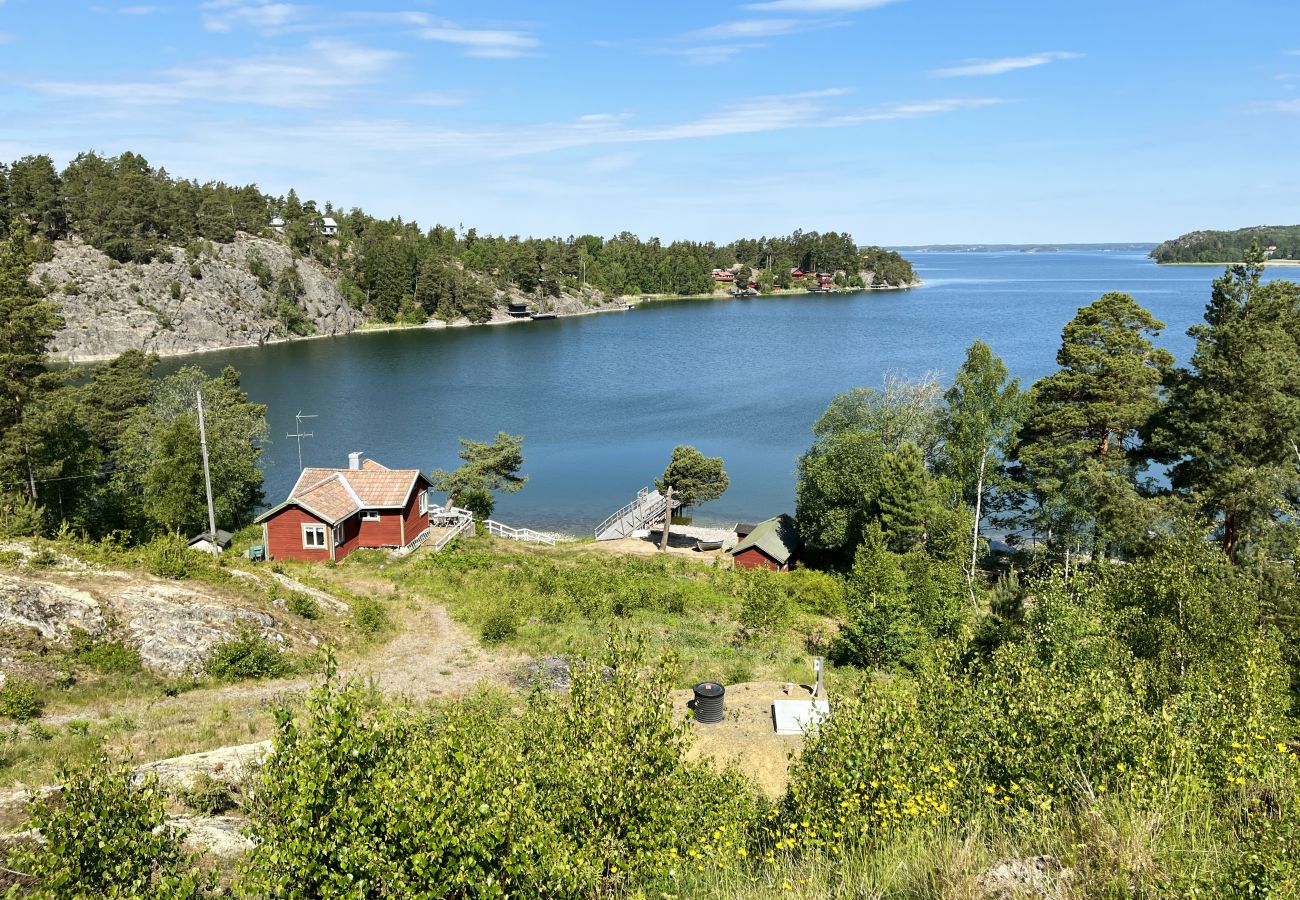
268 216 338 237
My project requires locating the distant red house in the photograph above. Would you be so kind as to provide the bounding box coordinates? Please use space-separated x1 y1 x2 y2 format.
255 453 432 562
729 514 803 572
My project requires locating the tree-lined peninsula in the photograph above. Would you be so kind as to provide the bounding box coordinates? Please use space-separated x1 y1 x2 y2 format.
1150 224 1300 264
0 151 917 359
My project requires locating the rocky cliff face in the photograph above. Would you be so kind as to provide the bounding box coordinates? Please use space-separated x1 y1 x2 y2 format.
36 234 363 362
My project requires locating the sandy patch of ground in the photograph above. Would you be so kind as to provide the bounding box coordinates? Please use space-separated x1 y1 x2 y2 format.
674 680 818 797
579 530 730 563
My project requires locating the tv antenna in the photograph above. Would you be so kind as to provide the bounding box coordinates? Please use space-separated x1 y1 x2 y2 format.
287 411 317 470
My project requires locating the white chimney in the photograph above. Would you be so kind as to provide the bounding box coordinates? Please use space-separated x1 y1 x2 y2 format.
348 451 364 470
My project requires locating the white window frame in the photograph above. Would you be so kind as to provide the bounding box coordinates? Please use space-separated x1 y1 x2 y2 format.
333 523 345 546
418 490 428 515
361 509 381 522
302 524 327 549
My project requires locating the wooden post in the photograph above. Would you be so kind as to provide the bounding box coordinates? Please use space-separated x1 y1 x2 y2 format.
196 391 218 543
659 484 673 552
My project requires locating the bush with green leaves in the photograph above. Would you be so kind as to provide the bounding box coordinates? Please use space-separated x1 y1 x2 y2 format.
480 607 518 644
144 532 190 578
351 596 389 636
203 627 293 681
69 631 143 675
5 759 213 898
0 677 45 722
285 590 320 620
240 638 761 896
175 772 237 816
736 568 792 639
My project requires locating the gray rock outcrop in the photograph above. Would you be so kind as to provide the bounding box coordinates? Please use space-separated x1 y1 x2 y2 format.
36 234 363 362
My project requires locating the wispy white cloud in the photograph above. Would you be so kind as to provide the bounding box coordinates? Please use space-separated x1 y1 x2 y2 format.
744 0 899 9
1285 49 1300 56
404 90 470 107
28 39 397 109
0 31 13 44
830 97 1010 123
1251 98 1300 113
656 43 762 65
262 87 1001 161
119 5 160 14
201 0 306 34
404 15 539 58
688 18 804 40
932 51 1082 77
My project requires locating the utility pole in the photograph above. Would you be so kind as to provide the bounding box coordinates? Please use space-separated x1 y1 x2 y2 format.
196 390 218 541
287 411 317 470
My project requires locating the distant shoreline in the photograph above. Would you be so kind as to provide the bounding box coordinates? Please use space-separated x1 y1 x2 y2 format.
49 280 922 365
629 280 922 305
1153 260 1300 267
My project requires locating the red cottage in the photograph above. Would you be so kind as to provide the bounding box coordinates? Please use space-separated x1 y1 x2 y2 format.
728 514 803 572
255 453 433 562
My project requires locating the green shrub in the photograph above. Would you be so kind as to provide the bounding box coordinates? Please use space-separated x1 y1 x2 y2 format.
239 639 761 896
204 627 293 681
737 569 792 639
169 279 181 300
351 597 389 636
176 772 237 816
0 677 45 722
285 591 320 620
144 533 190 579
480 608 518 644
70 632 143 675
27 545 58 569
6 759 214 898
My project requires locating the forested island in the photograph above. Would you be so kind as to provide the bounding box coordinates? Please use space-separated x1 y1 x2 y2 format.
0 152 917 359
1151 224 1300 263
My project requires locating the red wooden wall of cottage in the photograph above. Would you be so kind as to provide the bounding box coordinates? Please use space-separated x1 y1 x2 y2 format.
402 479 431 546
333 514 363 560
266 506 333 562
353 511 403 550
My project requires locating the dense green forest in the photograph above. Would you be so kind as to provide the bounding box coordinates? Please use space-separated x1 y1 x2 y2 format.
0 151 914 327
1150 224 1300 263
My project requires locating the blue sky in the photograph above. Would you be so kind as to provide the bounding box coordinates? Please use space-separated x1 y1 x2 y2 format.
1 0 1298 243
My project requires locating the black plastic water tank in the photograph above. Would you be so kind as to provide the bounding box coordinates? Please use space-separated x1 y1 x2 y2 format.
693 681 725 724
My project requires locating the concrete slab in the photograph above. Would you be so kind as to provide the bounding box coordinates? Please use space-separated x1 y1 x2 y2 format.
772 699 830 735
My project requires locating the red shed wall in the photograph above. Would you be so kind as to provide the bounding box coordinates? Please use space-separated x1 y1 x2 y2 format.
266 506 332 562
732 547 788 572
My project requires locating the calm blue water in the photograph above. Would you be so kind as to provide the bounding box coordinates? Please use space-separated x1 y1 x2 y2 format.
165 252 1284 533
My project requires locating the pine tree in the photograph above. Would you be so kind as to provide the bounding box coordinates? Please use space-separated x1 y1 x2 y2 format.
1150 243 1300 561
876 443 931 552
1012 292 1172 556
0 224 63 506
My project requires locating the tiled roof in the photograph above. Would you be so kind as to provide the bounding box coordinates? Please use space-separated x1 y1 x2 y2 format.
278 462 423 525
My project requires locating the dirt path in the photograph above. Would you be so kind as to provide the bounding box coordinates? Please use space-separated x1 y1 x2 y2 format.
344 601 526 701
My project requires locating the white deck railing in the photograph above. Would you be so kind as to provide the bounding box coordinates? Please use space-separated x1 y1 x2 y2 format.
484 519 557 546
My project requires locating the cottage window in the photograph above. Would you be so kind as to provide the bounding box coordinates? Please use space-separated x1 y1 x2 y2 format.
361 510 381 521
418 490 428 514
333 523 345 546
302 524 326 548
